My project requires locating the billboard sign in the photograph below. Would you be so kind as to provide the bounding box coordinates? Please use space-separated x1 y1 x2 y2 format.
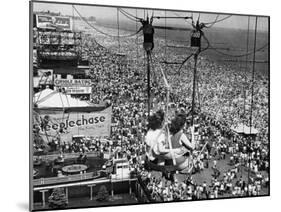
35 15 73 31
36 15 55 29
63 86 92 94
54 16 72 31
54 79 92 87
33 106 112 143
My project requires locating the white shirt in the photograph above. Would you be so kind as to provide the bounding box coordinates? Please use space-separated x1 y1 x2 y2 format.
145 129 165 160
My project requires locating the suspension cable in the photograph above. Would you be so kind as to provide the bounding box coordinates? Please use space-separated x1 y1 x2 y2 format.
165 10 167 74
35 74 51 104
119 8 143 21
136 9 139 68
119 9 139 22
249 16 258 134
243 16 250 130
117 8 120 52
209 42 268 58
203 15 232 25
149 52 176 165
204 14 220 28
176 53 195 75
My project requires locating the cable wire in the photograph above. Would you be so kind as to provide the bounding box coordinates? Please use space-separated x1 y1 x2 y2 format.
209 42 268 58
203 15 232 26
119 8 143 21
204 14 220 28
119 9 139 22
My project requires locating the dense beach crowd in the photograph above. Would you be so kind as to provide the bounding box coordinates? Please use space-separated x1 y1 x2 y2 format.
33 25 269 201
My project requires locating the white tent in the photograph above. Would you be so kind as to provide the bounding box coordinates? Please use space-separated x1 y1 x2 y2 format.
34 88 92 108
231 124 259 135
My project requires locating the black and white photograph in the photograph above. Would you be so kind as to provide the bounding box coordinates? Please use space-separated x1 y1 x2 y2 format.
30 0 269 211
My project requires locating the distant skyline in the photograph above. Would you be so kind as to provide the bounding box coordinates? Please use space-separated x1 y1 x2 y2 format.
33 2 269 32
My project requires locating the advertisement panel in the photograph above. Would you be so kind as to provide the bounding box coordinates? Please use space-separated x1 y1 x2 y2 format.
36 15 72 31
36 15 55 29
63 86 92 94
33 106 112 143
54 79 92 87
54 16 72 31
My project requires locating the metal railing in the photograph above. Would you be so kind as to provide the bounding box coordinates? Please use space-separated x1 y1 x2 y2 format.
33 171 99 187
34 151 101 161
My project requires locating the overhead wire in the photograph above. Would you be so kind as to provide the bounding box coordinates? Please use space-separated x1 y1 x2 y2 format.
203 14 220 28
149 52 176 165
203 15 232 26
243 16 250 130
209 42 268 58
119 8 143 21
249 16 258 134
119 8 139 22
35 73 51 104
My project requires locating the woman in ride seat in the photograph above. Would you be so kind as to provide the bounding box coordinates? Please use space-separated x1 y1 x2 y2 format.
145 110 165 165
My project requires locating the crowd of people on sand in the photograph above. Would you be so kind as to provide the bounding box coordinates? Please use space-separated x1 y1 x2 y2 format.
33 27 269 200
138 163 269 201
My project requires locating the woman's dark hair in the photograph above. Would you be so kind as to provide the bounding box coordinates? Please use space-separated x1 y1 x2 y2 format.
169 113 187 135
147 110 164 130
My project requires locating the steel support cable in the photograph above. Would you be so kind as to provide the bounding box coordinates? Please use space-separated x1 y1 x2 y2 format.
249 17 258 134
209 42 268 58
136 9 139 68
164 31 209 73
73 6 141 38
117 8 121 52
119 8 143 21
203 15 232 26
35 74 51 104
34 73 45 104
35 90 57 105
243 16 250 130
149 52 176 166
176 53 195 75
165 10 167 73
119 8 139 22
203 14 220 28
58 91 66 133
196 71 201 109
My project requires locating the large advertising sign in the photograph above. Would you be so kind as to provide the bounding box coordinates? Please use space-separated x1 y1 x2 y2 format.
54 16 72 31
33 106 112 143
36 15 54 29
54 79 92 87
36 15 72 31
54 79 92 94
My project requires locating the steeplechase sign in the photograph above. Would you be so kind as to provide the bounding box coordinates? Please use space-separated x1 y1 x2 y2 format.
33 106 112 142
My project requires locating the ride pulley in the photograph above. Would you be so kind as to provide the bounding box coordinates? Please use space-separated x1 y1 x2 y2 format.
141 16 155 53
191 19 206 49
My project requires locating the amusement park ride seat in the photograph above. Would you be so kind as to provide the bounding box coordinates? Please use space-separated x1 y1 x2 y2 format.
145 153 193 175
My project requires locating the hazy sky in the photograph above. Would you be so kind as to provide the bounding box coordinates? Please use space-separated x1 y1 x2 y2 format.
33 2 269 31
